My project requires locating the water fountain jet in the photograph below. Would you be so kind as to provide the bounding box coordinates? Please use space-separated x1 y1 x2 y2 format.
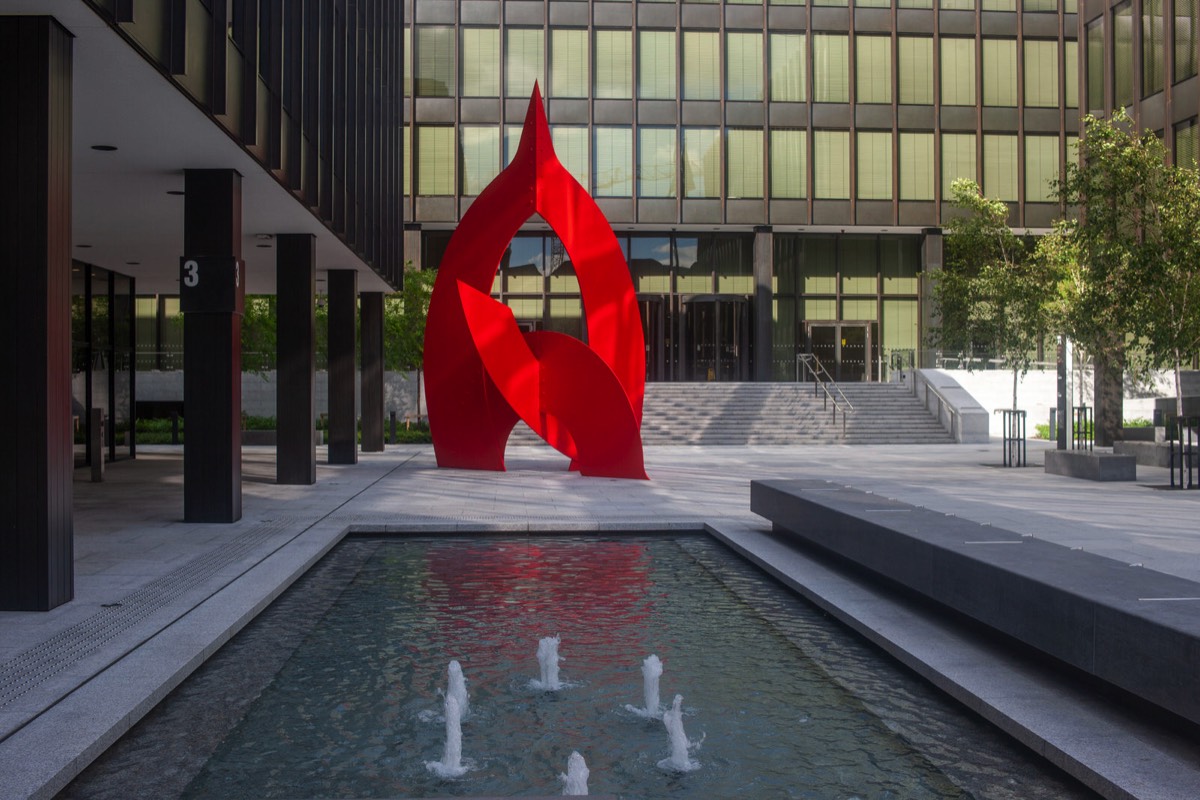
624 654 663 718
657 694 701 772
447 659 469 719
531 635 563 690
560 750 589 795
425 694 469 777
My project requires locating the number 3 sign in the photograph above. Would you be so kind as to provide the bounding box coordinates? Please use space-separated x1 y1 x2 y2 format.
179 256 245 315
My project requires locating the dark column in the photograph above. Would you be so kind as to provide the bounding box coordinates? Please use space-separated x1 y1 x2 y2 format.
183 170 243 522
360 291 385 452
920 229 944 370
327 269 358 464
403 224 422 270
753 226 773 382
276 234 316 484
0 17 73 611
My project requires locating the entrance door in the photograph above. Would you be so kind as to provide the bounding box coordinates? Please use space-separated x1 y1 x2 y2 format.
638 295 668 382
805 322 872 381
682 296 751 381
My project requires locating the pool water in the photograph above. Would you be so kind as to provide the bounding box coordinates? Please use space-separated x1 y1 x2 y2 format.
64 535 1097 800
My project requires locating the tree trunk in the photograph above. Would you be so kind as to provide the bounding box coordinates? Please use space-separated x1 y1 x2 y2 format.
1175 354 1184 419
1012 367 1019 410
1093 347 1124 447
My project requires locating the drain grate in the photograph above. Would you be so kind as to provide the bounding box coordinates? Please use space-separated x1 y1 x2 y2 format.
0 518 296 711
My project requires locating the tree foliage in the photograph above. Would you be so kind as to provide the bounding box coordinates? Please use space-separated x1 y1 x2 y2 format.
1041 110 1200 425
384 267 434 371
930 178 1056 408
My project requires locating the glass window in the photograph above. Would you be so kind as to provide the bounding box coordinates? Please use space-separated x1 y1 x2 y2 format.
504 125 522 167
1065 40 1078 109
942 0 973 8
881 239 921 295
770 129 807 199
727 32 764 101
942 132 977 196
883 299 919 357
402 127 410 195
899 132 934 200
403 27 412 97
840 237 877 295
1114 3 1133 108
502 237 544 294
415 27 454 97
770 34 806 102
1024 0 1056 9
639 128 677 197
551 126 589 187
813 35 849 103
684 31 721 100
1176 0 1198 83
1066 134 1080 167
640 30 676 99
1144 0 1166 97
941 38 976 106
899 0 934 6
857 132 893 200
1175 119 1199 168
982 39 1017 107
417 126 454 195
462 28 499 97
983 0 1016 9
631 237 672 294
1087 19 1104 111
1025 135 1060 202
856 36 892 104
898 37 933 105
460 126 500 195
983 134 1018 202
1024 40 1058 107
814 131 850 199
595 29 633 99
594 127 632 197
727 129 764 199
683 128 722 198
506 28 544 98
551 29 588 98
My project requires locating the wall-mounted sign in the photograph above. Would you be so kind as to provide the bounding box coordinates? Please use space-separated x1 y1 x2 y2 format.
179 256 245 315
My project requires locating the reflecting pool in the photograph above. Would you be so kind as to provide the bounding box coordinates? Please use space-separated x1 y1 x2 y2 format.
64 535 1097 800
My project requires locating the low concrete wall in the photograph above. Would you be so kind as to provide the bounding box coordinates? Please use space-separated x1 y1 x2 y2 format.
1044 450 1137 481
751 479 1200 728
911 369 990 443
1114 441 1173 468
138 370 427 421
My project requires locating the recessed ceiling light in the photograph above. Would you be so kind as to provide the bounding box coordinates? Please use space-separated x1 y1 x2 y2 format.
125 261 140 266
90 145 118 152
76 243 92 248
256 243 272 248
166 190 185 196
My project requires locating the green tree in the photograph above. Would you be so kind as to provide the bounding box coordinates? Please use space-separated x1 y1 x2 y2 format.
241 295 277 375
1044 110 1197 438
930 178 1055 410
385 266 433 370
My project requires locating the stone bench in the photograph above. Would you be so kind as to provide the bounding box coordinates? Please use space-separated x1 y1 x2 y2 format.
750 479 1200 728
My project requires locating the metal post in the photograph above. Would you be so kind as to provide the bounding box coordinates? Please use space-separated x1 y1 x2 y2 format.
90 409 105 482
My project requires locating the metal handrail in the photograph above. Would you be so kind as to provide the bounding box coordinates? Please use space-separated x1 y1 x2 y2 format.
913 374 962 441
795 354 855 436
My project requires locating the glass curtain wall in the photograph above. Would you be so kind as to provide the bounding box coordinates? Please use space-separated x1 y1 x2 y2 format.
773 236 921 382
72 263 136 466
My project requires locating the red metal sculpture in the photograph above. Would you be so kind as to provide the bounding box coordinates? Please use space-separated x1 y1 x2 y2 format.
424 85 647 479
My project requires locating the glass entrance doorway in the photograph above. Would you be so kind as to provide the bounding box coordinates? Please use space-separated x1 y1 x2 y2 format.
806 322 874 382
638 295 670 382
682 296 751 381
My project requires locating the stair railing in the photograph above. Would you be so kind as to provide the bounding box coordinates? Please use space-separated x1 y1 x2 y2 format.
796 354 855 436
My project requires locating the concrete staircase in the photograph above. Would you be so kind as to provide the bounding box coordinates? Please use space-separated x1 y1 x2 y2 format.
506 381 958 446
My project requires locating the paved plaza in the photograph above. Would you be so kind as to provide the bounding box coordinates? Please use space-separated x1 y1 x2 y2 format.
2 440 1200 799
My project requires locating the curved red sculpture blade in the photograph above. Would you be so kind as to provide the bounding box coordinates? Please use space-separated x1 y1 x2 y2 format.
424 85 647 479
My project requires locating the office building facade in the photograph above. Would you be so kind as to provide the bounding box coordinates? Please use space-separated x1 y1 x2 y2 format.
402 0 1082 382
